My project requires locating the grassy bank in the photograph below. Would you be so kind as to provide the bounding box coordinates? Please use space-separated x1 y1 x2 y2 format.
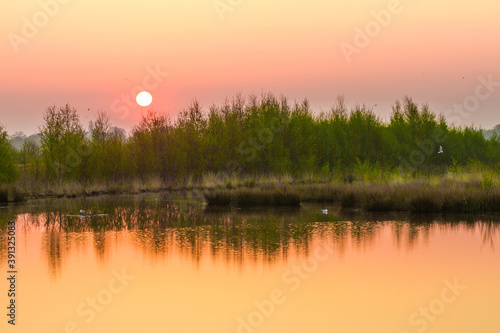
3 169 500 213
1 173 307 202
298 177 500 213
202 173 500 213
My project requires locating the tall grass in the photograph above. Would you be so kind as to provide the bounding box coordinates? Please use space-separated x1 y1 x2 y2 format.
3 165 500 213
0 188 8 204
205 170 500 212
205 187 301 207
0 186 26 203
10 187 26 203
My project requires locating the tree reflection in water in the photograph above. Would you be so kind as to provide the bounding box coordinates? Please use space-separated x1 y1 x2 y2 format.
1 194 499 279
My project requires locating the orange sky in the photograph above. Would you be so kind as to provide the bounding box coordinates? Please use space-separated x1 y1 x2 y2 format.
1 0 499 134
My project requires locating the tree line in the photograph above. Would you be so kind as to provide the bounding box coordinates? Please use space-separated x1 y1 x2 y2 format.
1 93 499 186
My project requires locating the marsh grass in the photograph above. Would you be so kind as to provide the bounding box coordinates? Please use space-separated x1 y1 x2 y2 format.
362 187 406 212
0 188 8 203
0 186 26 203
408 196 442 213
10 187 26 203
205 172 500 212
204 190 231 206
3 168 500 212
300 183 344 203
205 187 301 207
340 190 359 208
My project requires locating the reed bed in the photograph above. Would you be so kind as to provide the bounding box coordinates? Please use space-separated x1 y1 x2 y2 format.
3 171 500 213
0 188 8 203
0 186 26 203
205 187 301 207
206 175 500 212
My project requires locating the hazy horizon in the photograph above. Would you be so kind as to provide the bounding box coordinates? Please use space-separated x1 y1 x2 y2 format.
2 96 500 137
2 0 499 134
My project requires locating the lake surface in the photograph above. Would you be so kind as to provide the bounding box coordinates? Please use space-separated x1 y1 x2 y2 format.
1 193 500 333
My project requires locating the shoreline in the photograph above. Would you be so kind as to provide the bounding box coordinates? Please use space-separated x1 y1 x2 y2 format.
2 172 500 213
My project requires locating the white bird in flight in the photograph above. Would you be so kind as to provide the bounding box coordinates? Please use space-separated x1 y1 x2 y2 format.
438 146 443 154
321 209 328 214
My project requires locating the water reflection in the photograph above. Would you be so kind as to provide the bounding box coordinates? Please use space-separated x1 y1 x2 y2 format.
479 221 498 250
1 193 500 279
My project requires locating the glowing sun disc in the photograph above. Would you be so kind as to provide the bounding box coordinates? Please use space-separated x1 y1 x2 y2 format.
136 91 153 107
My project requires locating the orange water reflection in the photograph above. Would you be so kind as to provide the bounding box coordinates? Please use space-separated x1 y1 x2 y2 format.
0 197 499 333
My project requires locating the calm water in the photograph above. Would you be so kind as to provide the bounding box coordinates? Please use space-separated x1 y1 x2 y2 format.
1 193 500 333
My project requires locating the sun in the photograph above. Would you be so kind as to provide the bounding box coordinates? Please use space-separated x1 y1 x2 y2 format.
136 91 153 107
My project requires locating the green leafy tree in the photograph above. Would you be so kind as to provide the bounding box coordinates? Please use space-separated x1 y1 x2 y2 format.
20 137 42 181
39 104 86 183
0 125 18 183
5 93 500 187
130 109 173 180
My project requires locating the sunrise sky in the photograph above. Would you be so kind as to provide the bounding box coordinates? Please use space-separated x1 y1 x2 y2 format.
1 0 499 134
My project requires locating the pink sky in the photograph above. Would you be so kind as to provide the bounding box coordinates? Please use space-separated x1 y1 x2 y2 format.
1 0 499 134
